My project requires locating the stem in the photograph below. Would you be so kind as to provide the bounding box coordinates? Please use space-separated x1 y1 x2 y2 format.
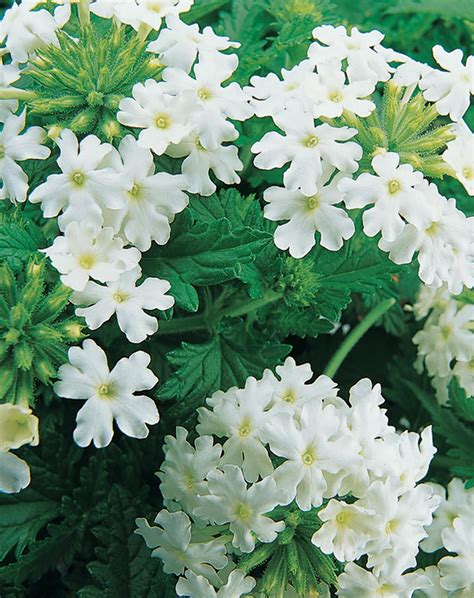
78 0 90 26
324 298 396 379
0 88 37 101
157 290 283 336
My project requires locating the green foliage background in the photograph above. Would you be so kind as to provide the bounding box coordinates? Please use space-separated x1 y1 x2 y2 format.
0 1 472 596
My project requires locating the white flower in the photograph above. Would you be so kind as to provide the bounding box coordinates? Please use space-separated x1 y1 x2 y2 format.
158 427 223 513
42 222 141 292
438 517 474 593
117 79 191 155
361 481 441 576
197 376 277 483
246 60 317 118
420 45 474 122
422 479 474 553
167 131 243 196
443 124 474 196
0 60 20 120
193 465 285 553
148 15 239 73
265 356 339 415
413 302 474 378
102 135 189 250
252 103 362 196
339 152 431 243
0 110 50 203
261 401 353 510
309 59 376 118
0 404 39 494
337 562 431 598
453 359 474 397
71 268 174 343
264 168 355 257
91 0 193 31
162 51 252 149
176 569 256 598
29 129 127 229
0 0 70 63
135 509 227 584
415 566 449 598
312 499 379 562
309 25 391 84
412 284 452 321
54 339 159 448
379 187 473 294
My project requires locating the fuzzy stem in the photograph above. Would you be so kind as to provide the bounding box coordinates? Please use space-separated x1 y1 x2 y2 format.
324 298 396 379
0 88 37 101
157 290 283 336
78 0 90 26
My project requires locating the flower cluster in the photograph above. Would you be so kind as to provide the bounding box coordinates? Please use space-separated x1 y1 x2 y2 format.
247 25 473 294
412 285 474 404
137 358 441 596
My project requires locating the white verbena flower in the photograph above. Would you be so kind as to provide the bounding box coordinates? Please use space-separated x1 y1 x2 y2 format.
148 15 240 74
102 135 189 250
29 129 127 229
0 0 70 63
193 464 285 553
167 131 243 196
42 222 141 292
176 569 256 598
0 404 39 494
0 60 21 121
135 509 227 585
71 268 174 343
91 0 193 32
312 499 379 562
442 123 474 196
309 25 392 85
264 167 355 257
252 103 362 196
419 45 474 122
0 110 50 203
158 427 223 513
54 339 159 448
339 151 431 243
437 516 474 594
117 79 191 155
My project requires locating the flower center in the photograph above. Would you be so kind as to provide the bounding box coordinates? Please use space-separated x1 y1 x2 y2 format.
462 166 473 180
426 221 438 236
71 170 86 187
441 325 451 339
155 114 170 129
330 91 343 103
97 383 113 398
0 145 5 160
385 519 399 534
79 254 95 270
197 88 212 101
238 420 252 438
336 511 350 525
128 182 141 199
147 1 162 13
302 447 316 466
303 134 319 148
282 389 296 404
113 292 128 304
387 179 401 195
195 138 206 151
306 195 320 211
235 503 252 521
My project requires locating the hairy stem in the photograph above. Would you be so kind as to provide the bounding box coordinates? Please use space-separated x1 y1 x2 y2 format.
324 298 396 379
0 88 37 101
157 290 283 336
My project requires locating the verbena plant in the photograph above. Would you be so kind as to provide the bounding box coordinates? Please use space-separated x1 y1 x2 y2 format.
0 1 473 596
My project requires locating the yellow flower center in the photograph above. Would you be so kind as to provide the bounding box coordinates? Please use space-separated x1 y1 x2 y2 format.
336 511 350 525
302 447 316 466
113 292 128 304
128 182 141 199
97 383 113 398
79 254 95 270
71 170 85 186
441 325 451 339
238 420 252 438
387 179 401 195
282 389 296 404
235 503 252 521
197 88 212 101
330 91 343 103
306 195 320 211
155 114 170 129
147 1 162 13
303 135 319 148
0 144 5 160
195 138 206 151
462 166 473 180
385 519 399 534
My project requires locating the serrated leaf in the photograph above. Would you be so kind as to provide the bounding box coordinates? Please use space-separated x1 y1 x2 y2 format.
0 491 59 561
0 215 44 273
449 379 474 422
142 218 270 312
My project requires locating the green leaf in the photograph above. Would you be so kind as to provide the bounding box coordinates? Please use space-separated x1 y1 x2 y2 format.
0 214 44 273
386 0 474 21
142 218 270 312
183 0 230 22
158 320 291 415
0 491 59 561
449 379 474 422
